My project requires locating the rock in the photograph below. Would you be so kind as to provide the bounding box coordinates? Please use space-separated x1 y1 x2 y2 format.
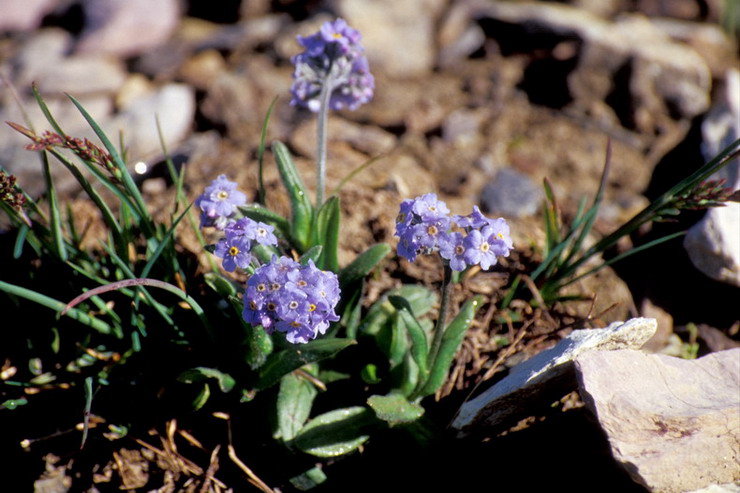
452 318 657 435
14 29 128 96
76 0 181 58
684 69 740 286
575 348 740 492
459 0 711 148
178 50 228 90
0 0 59 32
331 0 445 77
480 167 543 218
651 18 739 78
695 324 740 353
105 83 195 164
640 298 675 353
290 118 397 160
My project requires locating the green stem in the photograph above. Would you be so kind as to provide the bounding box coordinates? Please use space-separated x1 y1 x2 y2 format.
315 72 335 209
427 263 453 369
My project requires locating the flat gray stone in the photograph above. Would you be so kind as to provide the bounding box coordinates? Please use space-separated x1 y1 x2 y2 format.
575 348 740 492
452 318 657 434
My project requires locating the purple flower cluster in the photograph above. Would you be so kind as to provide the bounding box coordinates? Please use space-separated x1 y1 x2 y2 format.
395 194 513 271
214 217 278 272
243 256 341 344
290 18 374 112
195 175 247 230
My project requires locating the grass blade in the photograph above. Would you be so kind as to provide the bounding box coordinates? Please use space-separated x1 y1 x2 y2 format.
257 97 279 205
0 280 112 334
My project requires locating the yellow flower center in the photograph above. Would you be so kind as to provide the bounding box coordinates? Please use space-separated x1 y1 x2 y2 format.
480 242 490 253
427 225 438 235
309 304 317 312
217 191 229 200
257 283 266 292
229 246 239 256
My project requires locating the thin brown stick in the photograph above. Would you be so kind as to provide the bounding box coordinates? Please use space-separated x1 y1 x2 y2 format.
227 445 275 493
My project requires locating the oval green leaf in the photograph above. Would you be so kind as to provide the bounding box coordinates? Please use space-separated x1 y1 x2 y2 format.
293 406 373 457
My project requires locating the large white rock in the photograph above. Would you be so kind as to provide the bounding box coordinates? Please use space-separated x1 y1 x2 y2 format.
452 318 657 434
575 348 740 492
684 69 740 287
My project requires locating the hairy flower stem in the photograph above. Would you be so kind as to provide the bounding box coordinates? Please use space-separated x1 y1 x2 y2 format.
428 263 454 370
315 72 335 209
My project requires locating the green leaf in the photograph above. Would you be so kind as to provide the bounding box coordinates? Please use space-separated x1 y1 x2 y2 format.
255 338 356 390
418 296 483 397
81 377 93 449
192 383 210 411
367 394 424 425
377 311 407 367
276 371 318 442
340 279 364 340
289 466 327 491
1 398 28 410
338 243 390 287
360 364 382 384
293 406 374 457
359 285 437 336
314 196 340 272
272 141 313 251
204 272 237 297
397 352 419 397
177 367 236 393
251 243 281 265
299 245 323 265
388 296 429 381
241 320 273 369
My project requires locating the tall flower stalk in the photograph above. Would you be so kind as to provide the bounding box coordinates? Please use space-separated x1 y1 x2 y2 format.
290 18 374 208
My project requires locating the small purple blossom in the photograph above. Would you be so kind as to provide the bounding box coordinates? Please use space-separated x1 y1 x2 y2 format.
439 232 467 271
214 232 253 272
242 256 340 344
226 217 278 246
412 193 450 221
454 205 492 230
395 195 513 271
290 18 374 112
195 175 247 229
394 194 452 263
